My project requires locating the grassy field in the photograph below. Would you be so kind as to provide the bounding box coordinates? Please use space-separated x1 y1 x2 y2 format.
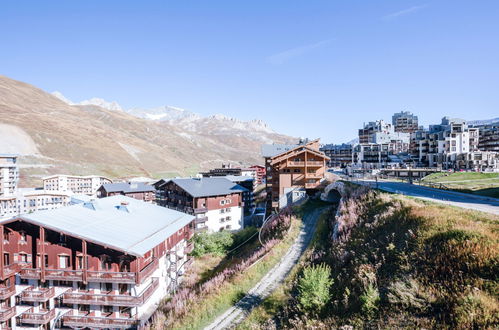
422 172 499 198
238 189 499 329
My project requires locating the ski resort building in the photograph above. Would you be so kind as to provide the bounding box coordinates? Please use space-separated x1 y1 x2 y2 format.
0 196 194 329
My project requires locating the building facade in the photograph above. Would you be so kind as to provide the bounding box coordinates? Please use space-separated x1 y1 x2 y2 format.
320 144 354 168
249 165 266 185
0 196 194 329
262 139 329 211
43 175 112 196
0 155 19 198
392 111 419 133
97 182 156 203
155 177 246 233
475 123 499 152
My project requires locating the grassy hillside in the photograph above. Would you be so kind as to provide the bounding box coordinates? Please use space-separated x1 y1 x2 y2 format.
241 186 498 329
422 172 499 198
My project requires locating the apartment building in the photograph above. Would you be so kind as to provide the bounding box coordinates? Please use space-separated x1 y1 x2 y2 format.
262 139 329 211
392 111 419 133
0 196 194 329
320 144 354 168
414 117 481 169
200 165 258 183
154 177 246 232
249 165 266 185
474 123 499 152
0 189 71 220
97 182 156 203
43 175 112 196
0 155 19 198
224 176 255 213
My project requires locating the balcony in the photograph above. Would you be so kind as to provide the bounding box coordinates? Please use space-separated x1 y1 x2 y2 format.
21 261 158 284
0 306 15 322
21 286 55 302
19 308 55 325
63 278 159 307
185 242 194 254
62 315 138 328
0 284 15 300
137 258 159 283
194 207 208 214
305 173 323 179
287 161 323 167
194 216 208 224
305 182 319 189
1 263 22 280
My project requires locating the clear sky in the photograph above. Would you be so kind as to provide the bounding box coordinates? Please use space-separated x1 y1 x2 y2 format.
1 1 498 142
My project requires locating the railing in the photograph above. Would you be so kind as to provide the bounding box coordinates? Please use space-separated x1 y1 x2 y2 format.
21 286 55 302
194 216 208 224
0 306 16 322
185 242 194 254
305 182 319 189
137 258 159 283
87 270 136 284
46 269 84 281
19 308 55 325
305 173 323 179
0 284 15 300
62 315 138 328
1 263 21 280
194 207 208 214
287 161 323 167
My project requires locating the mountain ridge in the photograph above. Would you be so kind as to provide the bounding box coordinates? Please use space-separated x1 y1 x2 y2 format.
0 75 294 186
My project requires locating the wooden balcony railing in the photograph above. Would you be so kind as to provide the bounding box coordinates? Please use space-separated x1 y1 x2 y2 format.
1 263 22 280
63 278 159 307
287 161 324 167
0 306 16 322
62 315 138 328
194 216 208 224
20 260 159 285
19 308 55 325
194 207 208 214
0 284 16 300
137 258 159 283
305 182 320 189
21 286 55 302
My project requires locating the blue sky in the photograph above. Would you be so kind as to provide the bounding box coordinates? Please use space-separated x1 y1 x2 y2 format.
1 1 498 142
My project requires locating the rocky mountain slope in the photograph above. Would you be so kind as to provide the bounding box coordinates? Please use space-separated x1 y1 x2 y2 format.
0 75 294 186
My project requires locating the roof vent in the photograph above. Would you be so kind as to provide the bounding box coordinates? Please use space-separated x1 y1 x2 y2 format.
83 202 96 211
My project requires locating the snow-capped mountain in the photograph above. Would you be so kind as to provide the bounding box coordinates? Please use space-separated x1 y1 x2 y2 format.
80 97 123 112
52 92 123 111
52 91 276 139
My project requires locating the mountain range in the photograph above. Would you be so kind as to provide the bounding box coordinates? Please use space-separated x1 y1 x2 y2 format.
0 75 294 186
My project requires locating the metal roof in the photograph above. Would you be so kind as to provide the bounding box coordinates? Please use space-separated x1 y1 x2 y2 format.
261 144 298 158
12 196 194 257
169 177 247 198
100 182 155 194
223 175 254 183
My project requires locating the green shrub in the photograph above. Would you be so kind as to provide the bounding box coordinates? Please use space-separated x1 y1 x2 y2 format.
191 231 233 257
297 263 333 313
453 292 499 329
360 284 380 317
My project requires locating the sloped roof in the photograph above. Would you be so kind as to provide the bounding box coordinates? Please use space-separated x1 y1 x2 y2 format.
169 177 247 198
6 196 193 257
100 182 155 194
261 144 298 158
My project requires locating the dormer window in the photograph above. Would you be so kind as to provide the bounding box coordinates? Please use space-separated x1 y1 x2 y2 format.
20 231 27 242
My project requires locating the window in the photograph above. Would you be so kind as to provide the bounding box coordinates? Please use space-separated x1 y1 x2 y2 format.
226 216 232 221
20 231 27 242
225 225 232 230
220 200 225 205
19 253 28 263
220 209 225 214
220 218 225 223
58 255 70 269
102 305 113 314
293 169 301 173
225 207 231 212
3 253 9 266
76 256 84 269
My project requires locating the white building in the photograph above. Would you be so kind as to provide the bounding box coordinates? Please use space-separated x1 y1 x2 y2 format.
0 154 19 197
43 175 112 196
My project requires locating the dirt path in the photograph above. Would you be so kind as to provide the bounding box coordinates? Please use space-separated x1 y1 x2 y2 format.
204 208 324 330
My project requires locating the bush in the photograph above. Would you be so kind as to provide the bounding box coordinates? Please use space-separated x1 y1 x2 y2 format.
191 231 233 257
297 263 333 313
359 284 380 317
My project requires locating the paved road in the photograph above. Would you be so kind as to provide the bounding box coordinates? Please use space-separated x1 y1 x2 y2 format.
204 208 324 330
359 180 499 215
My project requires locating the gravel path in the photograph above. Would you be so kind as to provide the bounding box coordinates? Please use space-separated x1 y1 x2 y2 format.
204 208 324 330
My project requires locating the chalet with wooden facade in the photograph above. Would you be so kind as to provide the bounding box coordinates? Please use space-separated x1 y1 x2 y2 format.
262 139 329 212
155 177 246 233
0 196 194 329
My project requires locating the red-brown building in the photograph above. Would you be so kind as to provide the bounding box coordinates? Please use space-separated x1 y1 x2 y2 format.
249 165 266 185
262 139 329 212
0 196 194 329
97 182 156 203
